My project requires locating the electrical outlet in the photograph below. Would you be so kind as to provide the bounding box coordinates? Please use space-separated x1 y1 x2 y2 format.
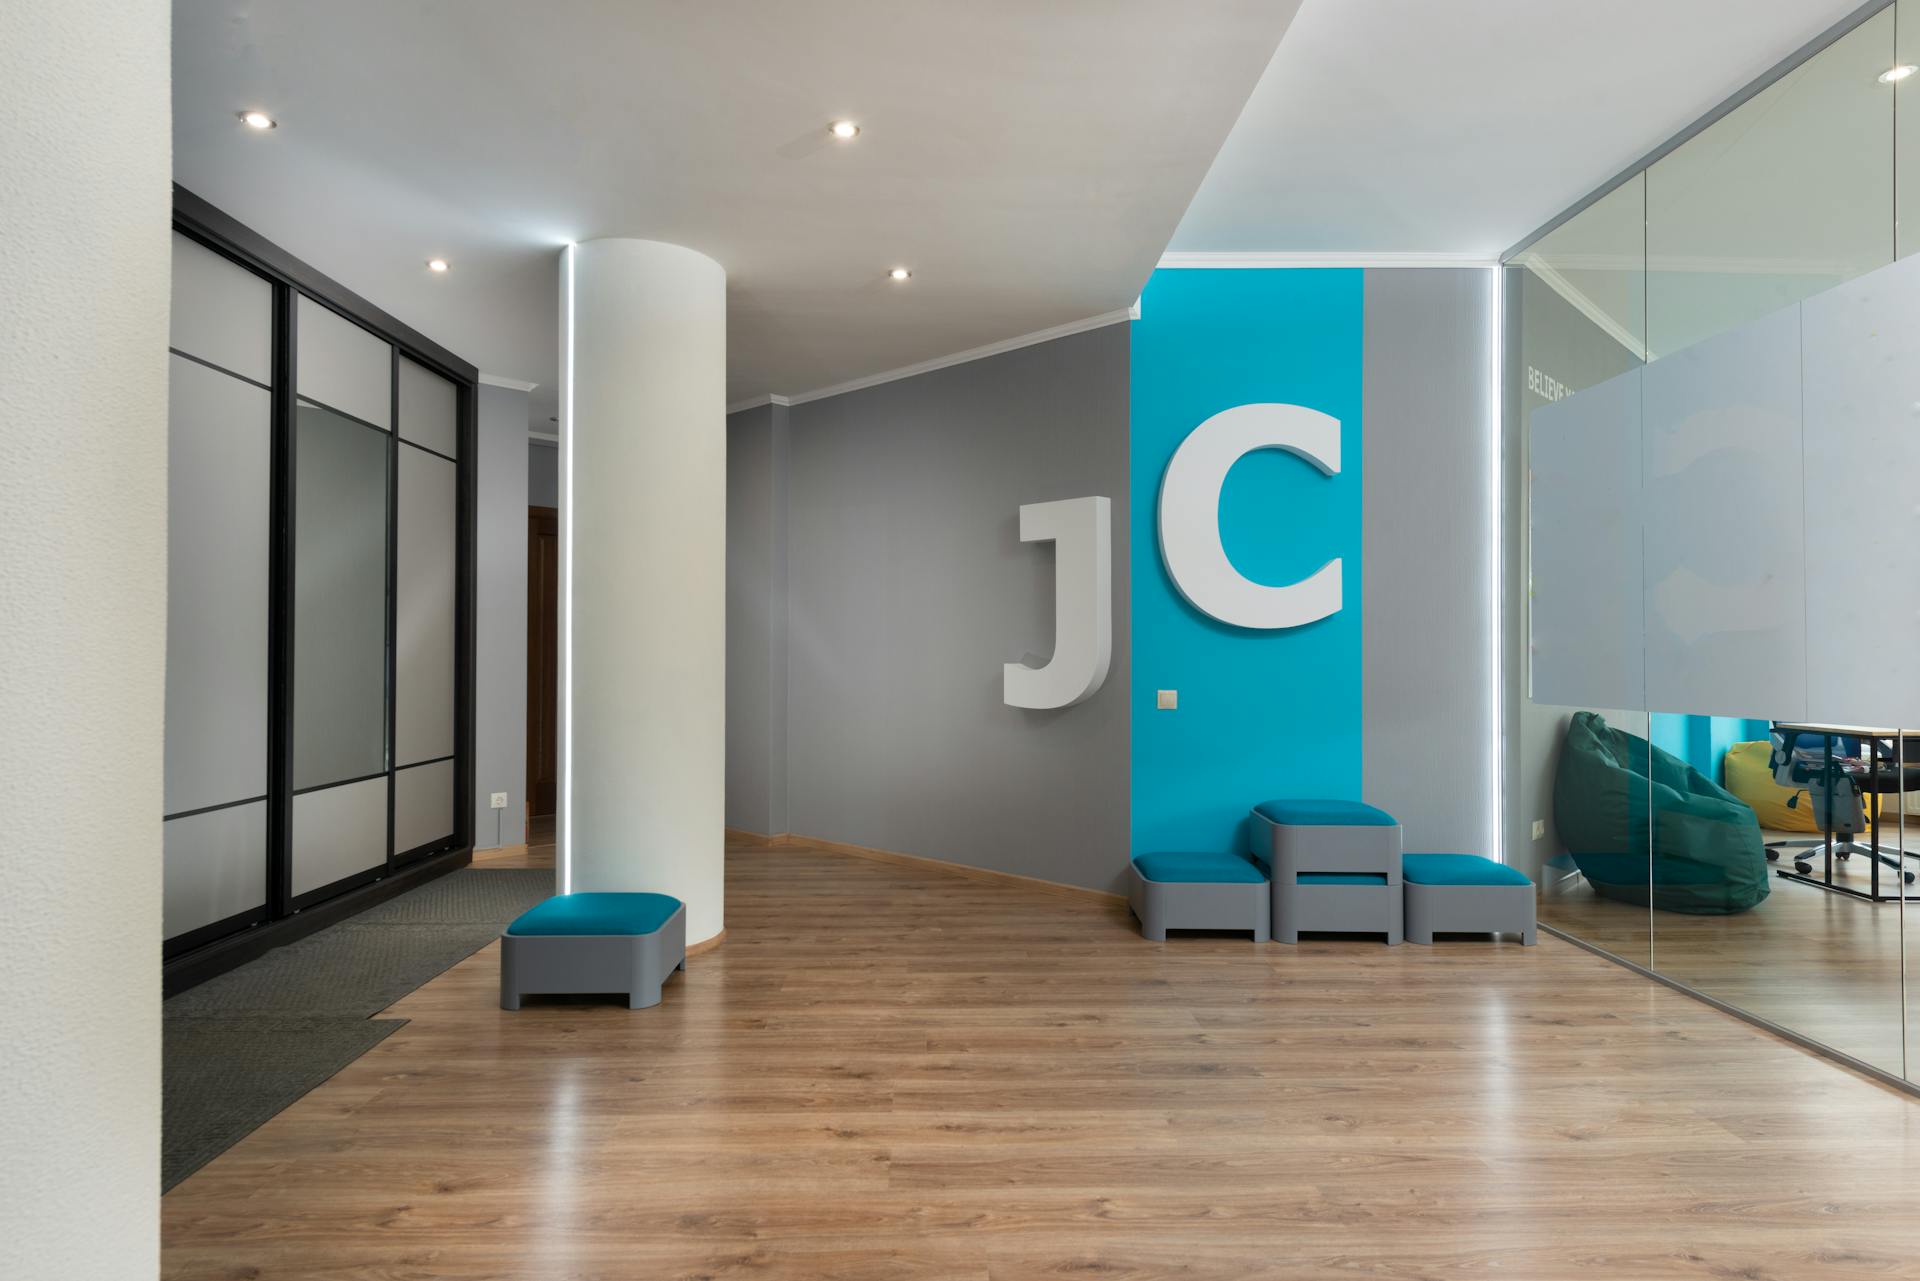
490 792 509 810
1532 818 1547 840
1156 689 1178 710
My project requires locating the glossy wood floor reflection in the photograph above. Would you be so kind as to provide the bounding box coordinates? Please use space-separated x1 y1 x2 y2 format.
161 836 1920 1280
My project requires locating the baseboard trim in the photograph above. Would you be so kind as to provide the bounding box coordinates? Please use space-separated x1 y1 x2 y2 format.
724 827 778 847
749 830 1125 906
687 929 727 957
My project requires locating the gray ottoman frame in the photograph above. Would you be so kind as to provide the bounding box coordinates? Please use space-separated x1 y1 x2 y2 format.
1127 862 1270 942
1254 812 1403 944
500 900 688 1009
1405 881 1536 945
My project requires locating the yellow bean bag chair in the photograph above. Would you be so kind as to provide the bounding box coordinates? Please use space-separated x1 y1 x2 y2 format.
1723 739 1911 832
1724 740 1818 832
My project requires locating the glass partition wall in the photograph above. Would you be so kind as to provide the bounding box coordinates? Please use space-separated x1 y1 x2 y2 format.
163 188 475 987
1506 0 1920 1089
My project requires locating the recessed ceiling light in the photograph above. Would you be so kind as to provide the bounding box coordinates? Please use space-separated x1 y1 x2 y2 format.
889 267 911 282
1881 64 1917 83
239 110 276 130
829 119 861 140
427 259 449 273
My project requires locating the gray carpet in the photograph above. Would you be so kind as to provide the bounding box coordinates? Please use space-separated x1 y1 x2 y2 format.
163 867 553 1191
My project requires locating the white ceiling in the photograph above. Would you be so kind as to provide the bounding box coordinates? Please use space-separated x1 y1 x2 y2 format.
172 0 1302 425
1171 0 1871 258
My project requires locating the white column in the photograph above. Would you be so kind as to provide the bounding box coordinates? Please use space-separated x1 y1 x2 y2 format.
0 1 169 1275
561 239 727 945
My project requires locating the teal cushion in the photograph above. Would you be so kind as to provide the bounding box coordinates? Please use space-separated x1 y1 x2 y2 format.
1297 872 1388 886
1133 851 1267 884
1401 853 1531 887
506 892 682 937
1255 799 1398 827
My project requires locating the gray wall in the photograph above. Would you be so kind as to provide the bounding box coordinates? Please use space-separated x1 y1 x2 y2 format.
476 385 529 847
783 325 1131 891
528 438 558 507
726 403 789 833
1361 268 1498 856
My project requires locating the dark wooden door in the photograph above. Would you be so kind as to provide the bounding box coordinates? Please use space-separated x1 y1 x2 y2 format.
527 505 559 818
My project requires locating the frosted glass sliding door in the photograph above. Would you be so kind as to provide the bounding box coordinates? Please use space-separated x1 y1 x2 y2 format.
292 309 394 898
393 357 460 856
164 232 272 941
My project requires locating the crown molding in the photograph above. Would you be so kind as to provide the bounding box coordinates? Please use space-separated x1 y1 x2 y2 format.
725 393 793 415
479 373 540 392
782 307 1136 408
1156 250 1496 270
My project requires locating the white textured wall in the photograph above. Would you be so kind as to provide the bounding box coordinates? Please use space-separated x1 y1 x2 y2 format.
563 240 726 942
475 384 530 847
0 2 169 1277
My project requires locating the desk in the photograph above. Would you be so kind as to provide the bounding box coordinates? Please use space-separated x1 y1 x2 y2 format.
1770 722 1920 903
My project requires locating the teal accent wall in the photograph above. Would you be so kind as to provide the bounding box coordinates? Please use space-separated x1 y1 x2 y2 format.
1130 268 1365 856
1650 712 1772 784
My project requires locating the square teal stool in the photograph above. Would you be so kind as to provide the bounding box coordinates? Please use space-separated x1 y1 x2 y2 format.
1253 799 1403 944
1402 854 1536 945
500 892 687 1010
1128 851 1270 942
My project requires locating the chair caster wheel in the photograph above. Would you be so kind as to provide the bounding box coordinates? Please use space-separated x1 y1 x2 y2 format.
1838 850 1852 861
1906 872 1916 885
1795 862 1813 876
1766 849 1780 862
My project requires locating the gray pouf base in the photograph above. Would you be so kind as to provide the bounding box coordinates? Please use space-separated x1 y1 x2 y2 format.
500 901 688 1009
1254 811 1403 945
1404 882 1536 945
1127 864 1270 942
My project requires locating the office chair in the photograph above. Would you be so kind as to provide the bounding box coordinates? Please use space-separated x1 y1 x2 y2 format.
1765 728 1916 885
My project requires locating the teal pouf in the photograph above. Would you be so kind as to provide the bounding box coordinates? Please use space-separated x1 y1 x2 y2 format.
1401 854 1535 945
1128 851 1270 942
500 891 687 1009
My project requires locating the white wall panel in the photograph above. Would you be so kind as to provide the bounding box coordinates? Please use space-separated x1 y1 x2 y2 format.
1803 250 1920 725
163 802 266 938
1641 305 1806 719
291 776 388 896
395 759 454 854
398 356 458 457
297 294 391 429
165 355 270 814
170 232 271 383
1528 366 1645 710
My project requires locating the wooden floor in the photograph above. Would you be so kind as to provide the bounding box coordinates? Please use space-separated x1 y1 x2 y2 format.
1540 826 1919 1077
161 835 1920 1280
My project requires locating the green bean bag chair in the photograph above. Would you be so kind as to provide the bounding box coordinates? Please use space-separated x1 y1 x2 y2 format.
1553 711 1769 914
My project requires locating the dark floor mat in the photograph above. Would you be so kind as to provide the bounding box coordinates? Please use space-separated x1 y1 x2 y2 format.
162 867 553 1191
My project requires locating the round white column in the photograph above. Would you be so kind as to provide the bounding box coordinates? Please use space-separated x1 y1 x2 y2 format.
560 238 727 945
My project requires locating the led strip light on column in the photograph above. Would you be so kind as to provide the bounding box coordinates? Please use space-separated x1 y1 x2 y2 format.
1486 265 1505 863
559 243 576 894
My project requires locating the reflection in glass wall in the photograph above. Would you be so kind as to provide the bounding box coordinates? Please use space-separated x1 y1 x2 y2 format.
1509 175 1652 968
1646 7 1893 357
1509 1 1919 1085
292 402 391 791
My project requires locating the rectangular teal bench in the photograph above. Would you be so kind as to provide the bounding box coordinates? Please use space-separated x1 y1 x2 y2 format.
500 892 687 1009
1253 799 1402 944
1127 850 1270 942
1403 854 1536 945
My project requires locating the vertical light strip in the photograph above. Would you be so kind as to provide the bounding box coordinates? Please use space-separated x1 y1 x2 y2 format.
1486 264 1506 862
559 243 576 895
